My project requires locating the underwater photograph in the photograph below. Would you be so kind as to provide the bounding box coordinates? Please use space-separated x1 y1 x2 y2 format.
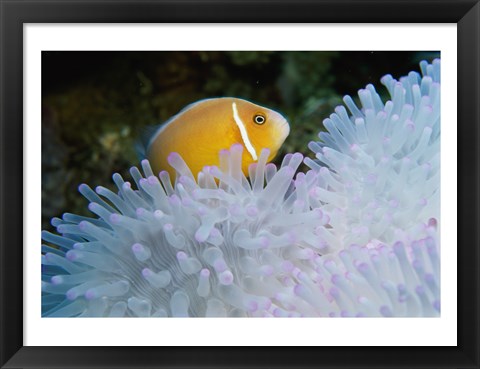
41 51 441 317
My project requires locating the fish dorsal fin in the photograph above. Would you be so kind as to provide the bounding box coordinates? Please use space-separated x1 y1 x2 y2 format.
138 98 228 155
136 97 238 160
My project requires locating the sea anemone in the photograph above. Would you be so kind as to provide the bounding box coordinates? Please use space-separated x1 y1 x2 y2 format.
306 59 440 247
41 59 441 317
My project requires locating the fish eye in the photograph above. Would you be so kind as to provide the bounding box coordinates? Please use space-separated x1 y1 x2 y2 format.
254 114 266 125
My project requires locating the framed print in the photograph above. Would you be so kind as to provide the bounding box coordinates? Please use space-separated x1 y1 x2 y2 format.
1 0 479 368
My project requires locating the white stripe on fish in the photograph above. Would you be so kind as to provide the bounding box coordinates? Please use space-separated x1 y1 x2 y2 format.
232 102 258 161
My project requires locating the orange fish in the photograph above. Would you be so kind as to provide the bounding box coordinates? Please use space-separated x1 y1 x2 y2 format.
141 97 290 178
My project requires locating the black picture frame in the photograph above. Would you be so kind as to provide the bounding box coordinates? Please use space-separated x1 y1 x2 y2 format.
1 1 479 368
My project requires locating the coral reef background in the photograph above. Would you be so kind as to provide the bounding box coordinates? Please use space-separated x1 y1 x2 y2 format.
42 51 438 232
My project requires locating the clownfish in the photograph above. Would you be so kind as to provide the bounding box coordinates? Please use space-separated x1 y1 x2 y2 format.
140 97 290 179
